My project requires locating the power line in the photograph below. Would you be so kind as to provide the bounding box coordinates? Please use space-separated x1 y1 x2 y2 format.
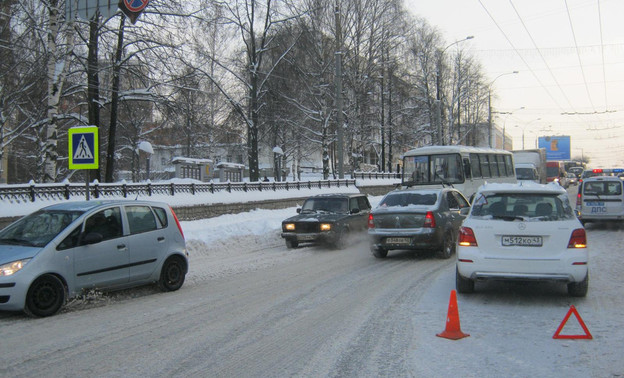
564 0 596 112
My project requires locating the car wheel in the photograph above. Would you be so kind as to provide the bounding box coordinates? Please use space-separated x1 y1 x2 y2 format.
159 255 186 292
285 239 299 249
455 267 474 293
436 230 455 259
371 245 388 258
568 273 589 297
25 274 66 317
333 228 348 250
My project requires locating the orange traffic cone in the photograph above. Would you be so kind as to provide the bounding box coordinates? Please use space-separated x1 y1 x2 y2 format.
436 290 470 340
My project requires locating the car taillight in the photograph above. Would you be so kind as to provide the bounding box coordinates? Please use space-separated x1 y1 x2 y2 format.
576 192 581 207
170 206 185 240
567 228 586 248
368 213 375 229
423 211 436 228
458 227 478 246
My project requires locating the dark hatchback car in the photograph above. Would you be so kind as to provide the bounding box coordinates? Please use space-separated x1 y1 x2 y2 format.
281 193 371 249
368 188 470 259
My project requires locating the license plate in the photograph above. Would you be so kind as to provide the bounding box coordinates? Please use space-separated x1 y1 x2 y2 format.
298 234 316 241
385 237 411 245
586 201 604 206
502 235 543 247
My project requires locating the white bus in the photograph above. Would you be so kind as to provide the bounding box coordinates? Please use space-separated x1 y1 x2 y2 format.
401 146 517 200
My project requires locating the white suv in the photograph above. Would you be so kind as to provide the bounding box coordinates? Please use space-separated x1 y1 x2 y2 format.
456 182 588 297
576 175 624 224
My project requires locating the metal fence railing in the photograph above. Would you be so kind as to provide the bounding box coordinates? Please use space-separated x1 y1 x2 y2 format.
352 172 402 180
0 179 358 203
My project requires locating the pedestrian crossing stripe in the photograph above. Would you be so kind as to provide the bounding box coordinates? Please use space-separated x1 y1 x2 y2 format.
68 126 99 169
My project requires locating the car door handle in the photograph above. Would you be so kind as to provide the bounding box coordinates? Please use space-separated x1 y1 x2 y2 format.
117 244 127 250
157 236 165 242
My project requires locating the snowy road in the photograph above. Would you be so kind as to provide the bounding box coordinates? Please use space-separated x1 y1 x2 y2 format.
1 188 623 377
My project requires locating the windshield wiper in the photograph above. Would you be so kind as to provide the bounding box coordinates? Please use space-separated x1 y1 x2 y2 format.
0 238 36 246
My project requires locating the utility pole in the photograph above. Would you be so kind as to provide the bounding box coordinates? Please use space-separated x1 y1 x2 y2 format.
334 3 344 178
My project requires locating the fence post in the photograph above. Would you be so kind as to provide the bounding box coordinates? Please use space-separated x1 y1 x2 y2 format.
93 180 99 199
273 182 276 191
170 183 175 196
190 183 195 195
227 182 231 193
147 180 152 196
64 181 70 200
243 182 248 192
122 181 128 198
29 180 36 202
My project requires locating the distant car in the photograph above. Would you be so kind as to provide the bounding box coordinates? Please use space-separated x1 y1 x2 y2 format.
281 193 371 249
456 182 588 297
576 175 624 224
0 200 188 317
568 166 584 179
566 172 578 186
368 188 470 259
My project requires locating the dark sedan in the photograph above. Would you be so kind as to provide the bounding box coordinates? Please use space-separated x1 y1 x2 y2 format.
281 193 371 249
368 188 470 259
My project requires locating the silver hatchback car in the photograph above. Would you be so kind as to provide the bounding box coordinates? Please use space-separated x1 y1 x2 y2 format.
0 200 188 317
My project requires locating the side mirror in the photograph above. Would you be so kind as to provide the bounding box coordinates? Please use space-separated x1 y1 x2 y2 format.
83 232 103 245
350 208 360 214
460 207 471 216
296 208 302 214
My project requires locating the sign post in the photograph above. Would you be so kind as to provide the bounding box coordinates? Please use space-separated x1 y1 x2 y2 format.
68 126 99 200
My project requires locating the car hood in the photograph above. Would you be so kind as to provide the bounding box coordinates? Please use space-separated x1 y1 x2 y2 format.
0 245 42 264
283 213 348 223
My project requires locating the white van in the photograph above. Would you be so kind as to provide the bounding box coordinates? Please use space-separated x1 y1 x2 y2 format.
576 176 624 224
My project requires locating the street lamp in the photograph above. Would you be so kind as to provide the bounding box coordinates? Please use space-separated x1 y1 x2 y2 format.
435 36 474 145
515 118 541 150
502 107 524 150
488 71 519 147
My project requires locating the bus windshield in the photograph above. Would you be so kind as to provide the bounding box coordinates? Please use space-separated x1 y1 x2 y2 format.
403 153 464 186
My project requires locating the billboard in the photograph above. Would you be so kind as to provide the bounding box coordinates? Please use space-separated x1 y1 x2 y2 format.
538 135 570 161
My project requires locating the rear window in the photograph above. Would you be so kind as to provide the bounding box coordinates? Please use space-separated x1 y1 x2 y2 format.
471 192 575 221
379 192 437 207
583 181 622 196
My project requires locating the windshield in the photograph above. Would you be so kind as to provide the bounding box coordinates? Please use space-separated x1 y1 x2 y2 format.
515 168 537 180
301 198 348 213
0 210 84 247
470 193 574 221
379 192 438 207
546 166 560 177
402 153 464 186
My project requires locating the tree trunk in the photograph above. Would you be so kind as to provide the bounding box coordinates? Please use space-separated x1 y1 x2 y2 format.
87 15 101 182
105 15 125 183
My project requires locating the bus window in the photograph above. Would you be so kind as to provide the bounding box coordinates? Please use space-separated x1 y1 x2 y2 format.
489 154 500 177
463 158 472 179
470 154 482 178
504 155 514 177
496 154 506 176
480 154 491 178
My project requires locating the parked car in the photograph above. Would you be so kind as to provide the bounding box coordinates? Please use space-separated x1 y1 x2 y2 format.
566 172 578 186
576 175 624 224
281 193 371 249
0 200 188 317
368 188 470 259
456 182 588 297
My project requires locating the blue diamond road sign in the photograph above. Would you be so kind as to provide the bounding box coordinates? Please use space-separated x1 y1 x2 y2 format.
68 126 99 169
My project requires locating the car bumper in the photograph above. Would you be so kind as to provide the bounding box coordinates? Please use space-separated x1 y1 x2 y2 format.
281 231 337 244
0 281 27 312
579 213 624 221
368 228 441 250
456 247 588 283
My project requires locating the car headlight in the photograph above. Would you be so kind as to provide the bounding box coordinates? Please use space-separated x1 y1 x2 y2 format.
284 223 295 231
320 223 332 231
0 259 31 277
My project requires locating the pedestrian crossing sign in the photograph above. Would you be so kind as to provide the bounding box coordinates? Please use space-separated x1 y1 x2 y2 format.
68 126 99 169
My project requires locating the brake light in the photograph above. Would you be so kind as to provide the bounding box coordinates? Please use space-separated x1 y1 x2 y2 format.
368 213 375 229
458 227 477 246
170 206 185 240
593 168 603 173
423 211 436 228
567 228 586 248
576 192 581 207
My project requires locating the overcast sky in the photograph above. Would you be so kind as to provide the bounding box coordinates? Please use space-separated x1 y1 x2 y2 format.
404 0 624 167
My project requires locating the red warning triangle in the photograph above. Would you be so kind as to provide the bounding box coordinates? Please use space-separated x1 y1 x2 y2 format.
553 305 592 339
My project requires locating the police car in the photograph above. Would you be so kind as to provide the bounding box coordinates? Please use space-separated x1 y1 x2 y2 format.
576 174 624 224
